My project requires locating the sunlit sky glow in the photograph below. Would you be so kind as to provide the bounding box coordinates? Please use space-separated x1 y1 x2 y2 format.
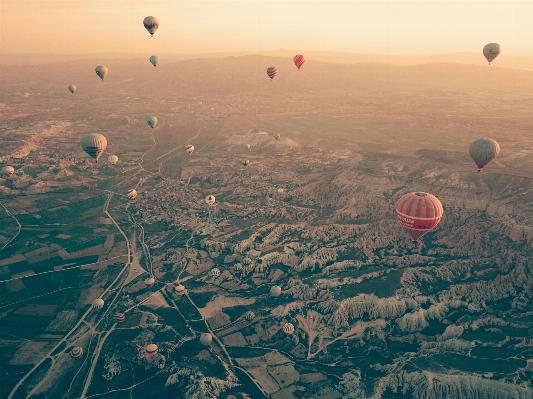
2 1 532 55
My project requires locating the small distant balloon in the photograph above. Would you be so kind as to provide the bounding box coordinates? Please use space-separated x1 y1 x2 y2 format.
146 116 158 129
469 138 500 172
150 55 158 67
283 323 295 336
211 268 220 277
245 311 255 321
483 43 501 65
95 66 108 81
108 155 118 165
114 313 125 323
246 144 251 150
2 166 15 178
267 67 278 80
80 133 107 163
270 285 282 297
293 54 305 70
144 276 155 287
242 159 250 167
185 145 195 154
200 333 212 346
127 189 137 200
71 347 84 358
92 298 104 308
68 85 76 94
206 195 216 206
145 344 158 356
143 16 159 36
274 134 281 141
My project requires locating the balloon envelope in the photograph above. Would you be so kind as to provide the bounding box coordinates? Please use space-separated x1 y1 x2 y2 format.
294 54 305 70
267 67 278 80
108 155 118 165
270 285 282 297
145 344 158 355
206 195 216 205
95 66 108 81
127 189 137 200
149 55 158 67
146 116 157 128
71 347 83 358
185 145 194 154
395 192 443 243
143 16 159 36
245 311 255 321
92 298 104 308
200 333 212 346
469 138 500 171
483 43 501 64
283 323 295 335
2 166 15 177
80 133 107 162
68 85 76 93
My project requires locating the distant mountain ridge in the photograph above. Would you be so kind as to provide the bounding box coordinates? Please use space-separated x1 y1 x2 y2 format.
2 49 532 70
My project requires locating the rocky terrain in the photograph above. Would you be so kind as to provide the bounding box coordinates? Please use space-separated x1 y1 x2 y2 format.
1 56 532 399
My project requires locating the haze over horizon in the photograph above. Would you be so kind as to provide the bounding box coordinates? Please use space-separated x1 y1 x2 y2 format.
2 1 533 57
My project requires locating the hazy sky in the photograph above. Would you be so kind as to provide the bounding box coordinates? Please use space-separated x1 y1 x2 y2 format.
2 1 532 55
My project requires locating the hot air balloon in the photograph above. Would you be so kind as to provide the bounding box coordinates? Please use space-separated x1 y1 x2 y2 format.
144 276 155 288
270 285 282 297
199 333 212 346
68 85 76 94
267 67 278 80
274 134 281 141
242 257 252 266
206 195 215 206
278 188 284 194
143 16 159 37
283 323 295 336
149 55 158 67
2 166 15 178
245 311 255 321
80 133 107 162
469 138 500 172
294 54 305 70
95 66 108 81
146 116 157 129
483 43 501 65
145 344 158 363
175 284 186 297
233 263 243 272
185 145 195 154
395 192 443 244
242 159 250 167
210 268 220 277
108 155 118 165
114 313 125 323
92 298 104 308
127 189 137 200
246 144 251 150
70 347 83 358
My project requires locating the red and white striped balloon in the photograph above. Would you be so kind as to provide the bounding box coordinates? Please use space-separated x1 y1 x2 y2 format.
114 313 125 323
283 323 295 335
293 54 305 70
395 192 443 244
267 67 278 80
